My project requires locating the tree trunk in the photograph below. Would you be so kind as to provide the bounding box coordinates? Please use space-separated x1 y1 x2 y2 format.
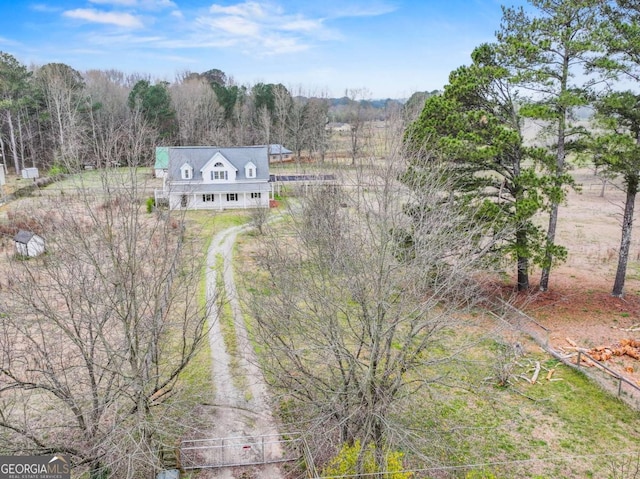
539 202 559 292
612 177 637 297
516 225 529 291
6 110 21 173
517 256 529 291
539 48 570 292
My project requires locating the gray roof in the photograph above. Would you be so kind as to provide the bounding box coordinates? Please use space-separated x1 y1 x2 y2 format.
14 230 38 244
267 144 292 155
166 146 269 181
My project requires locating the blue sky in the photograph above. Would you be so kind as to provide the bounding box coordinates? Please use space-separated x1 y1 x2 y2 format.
0 0 527 98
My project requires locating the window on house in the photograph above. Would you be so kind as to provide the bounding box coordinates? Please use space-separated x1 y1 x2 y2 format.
214 171 228 180
182 168 191 179
251 192 261 199
248 168 255 177
226 193 238 201
202 194 214 202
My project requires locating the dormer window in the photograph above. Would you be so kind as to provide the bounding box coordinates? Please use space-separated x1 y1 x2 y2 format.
201 153 237 183
211 162 228 180
211 170 228 180
181 163 193 180
244 161 257 179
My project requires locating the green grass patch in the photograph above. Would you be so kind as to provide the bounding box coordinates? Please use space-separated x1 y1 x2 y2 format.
213 253 250 395
400 351 640 478
229 198 640 479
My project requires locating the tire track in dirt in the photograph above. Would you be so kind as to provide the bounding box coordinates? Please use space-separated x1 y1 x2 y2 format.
198 225 283 479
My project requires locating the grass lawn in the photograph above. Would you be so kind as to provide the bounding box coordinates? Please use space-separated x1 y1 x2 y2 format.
232 204 640 479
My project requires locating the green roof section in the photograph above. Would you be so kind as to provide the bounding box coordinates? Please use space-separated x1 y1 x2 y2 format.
155 147 169 169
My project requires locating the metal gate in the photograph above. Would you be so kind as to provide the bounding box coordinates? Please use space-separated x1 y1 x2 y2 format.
180 433 302 470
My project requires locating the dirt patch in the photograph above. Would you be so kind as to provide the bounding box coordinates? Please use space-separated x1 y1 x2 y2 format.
498 168 640 390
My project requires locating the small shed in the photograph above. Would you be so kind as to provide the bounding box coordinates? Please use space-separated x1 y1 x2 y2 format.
22 167 39 179
14 230 45 257
155 147 169 178
267 144 293 163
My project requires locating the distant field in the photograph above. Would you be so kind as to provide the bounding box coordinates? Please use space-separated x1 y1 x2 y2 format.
232 155 640 478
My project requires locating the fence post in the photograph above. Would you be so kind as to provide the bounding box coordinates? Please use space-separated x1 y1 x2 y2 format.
577 351 581 367
262 436 265 463
619 378 623 397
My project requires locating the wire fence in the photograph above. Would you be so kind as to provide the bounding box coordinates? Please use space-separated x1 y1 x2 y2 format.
179 433 302 470
491 296 640 410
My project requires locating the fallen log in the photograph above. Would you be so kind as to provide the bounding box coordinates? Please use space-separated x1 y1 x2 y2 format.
531 361 541 384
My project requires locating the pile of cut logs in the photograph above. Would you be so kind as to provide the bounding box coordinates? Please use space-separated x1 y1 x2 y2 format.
587 338 640 362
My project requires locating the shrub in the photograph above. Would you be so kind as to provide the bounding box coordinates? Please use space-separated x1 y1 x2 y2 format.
49 163 67 176
146 197 155 213
322 440 412 479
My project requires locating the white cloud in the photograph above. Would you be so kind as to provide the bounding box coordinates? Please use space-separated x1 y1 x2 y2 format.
30 4 62 13
261 36 309 55
88 0 177 8
331 3 397 18
208 16 261 37
196 1 336 55
63 8 144 28
280 18 323 33
88 0 137 5
85 32 164 45
0 36 21 47
209 1 274 18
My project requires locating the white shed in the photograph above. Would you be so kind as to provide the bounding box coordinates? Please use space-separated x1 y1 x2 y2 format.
21 167 39 179
14 230 45 257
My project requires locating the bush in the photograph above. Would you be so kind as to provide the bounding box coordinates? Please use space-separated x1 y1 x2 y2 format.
146 197 155 213
322 441 412 479
465 471 499 479
49 163 67 176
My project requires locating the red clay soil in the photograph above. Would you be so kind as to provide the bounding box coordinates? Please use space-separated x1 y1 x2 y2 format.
484 169 640 385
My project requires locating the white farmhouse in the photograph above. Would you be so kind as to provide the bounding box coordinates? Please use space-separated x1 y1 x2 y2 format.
158 146 271 210
14 230 45 257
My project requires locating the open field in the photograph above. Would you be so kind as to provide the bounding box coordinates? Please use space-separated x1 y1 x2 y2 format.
0 161 639 477
233 161 640 478
517 167 640 384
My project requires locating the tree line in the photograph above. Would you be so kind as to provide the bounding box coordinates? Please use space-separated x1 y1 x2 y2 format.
0 58 417 173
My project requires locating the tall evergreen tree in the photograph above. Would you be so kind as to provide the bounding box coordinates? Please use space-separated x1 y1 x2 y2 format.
128 80 178 142
405 44 555 291
586 91 640 297
497 0 600 291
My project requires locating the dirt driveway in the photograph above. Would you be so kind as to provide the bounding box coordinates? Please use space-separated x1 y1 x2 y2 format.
187 225 284 479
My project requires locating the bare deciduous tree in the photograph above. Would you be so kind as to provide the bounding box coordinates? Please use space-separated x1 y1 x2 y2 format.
0 170 214 478
170 77 225 146
34 63 89 169
245 153 505 472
